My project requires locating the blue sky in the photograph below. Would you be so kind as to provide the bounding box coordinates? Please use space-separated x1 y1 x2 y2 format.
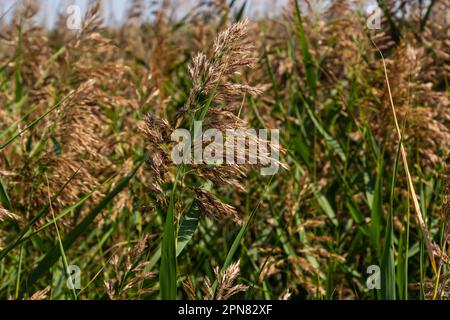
0 0 290 28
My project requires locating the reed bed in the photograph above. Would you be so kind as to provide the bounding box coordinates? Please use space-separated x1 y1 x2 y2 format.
0 0 448 300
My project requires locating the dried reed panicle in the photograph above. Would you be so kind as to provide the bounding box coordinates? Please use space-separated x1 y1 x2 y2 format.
126 234 151 272
190 0 229 25
183 262 248 300
76 1 102 42
184 2 226 56
188 19 286 178
28 286 50 300
419 0 450 85
12 0 39 25
202 277 214 300
258 253 285 284
0 3 53 104
144 18 284 226
214 260 248 300
195 106 286 191
193 164 246 193
279 290 292 300
317 1 365 81
1 77 105 215
126 0 146 22
0 207 22 223
0 0 142 220
380 43 450 170
25 80 108 213
182 278 197 300
186 18 259 110
368 15 397 52
194 188 242 225
142 113 174 198
148 1 178 103
356 2 450 173
200 260 247 300
104 234 156 299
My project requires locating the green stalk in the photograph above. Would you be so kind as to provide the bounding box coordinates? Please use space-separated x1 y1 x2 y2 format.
160 166 184 300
